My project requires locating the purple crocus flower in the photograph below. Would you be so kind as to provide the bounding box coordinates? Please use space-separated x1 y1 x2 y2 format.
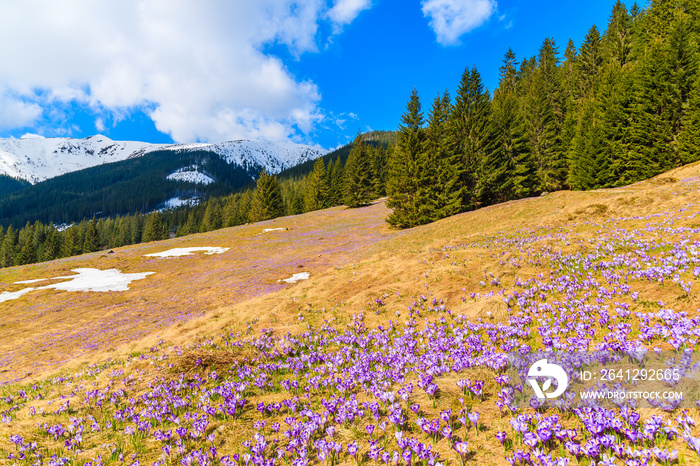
495 431 507 445
467 411 479 430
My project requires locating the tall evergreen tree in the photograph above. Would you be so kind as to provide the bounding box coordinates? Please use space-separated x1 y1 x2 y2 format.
327 157 345 206
603 0 633 68
372 145 388 197
423 91 463 221
343 134 375 208
0 225 17 267
387 90 425 227
200 201 223 232
527 38 566 192
481 50 535 203
82 218 99 253
568 100 602 190
14 237 36 266
249 170 285 222
304 158 330 211
61 225 82 258
143 212 165 242
578 25 603 98
666 12 698 147
622 40 675 181
678 76 700 164
596 61 628 187
450 66 491 210
42 229 61 262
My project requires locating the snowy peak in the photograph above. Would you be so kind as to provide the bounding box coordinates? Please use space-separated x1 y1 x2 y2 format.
0 136 326 184
160 139 322 174
0 135 165 184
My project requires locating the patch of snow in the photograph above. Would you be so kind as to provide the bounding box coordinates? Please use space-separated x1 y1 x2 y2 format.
14 278 47 284
157 196 201 211
144 247 229 258
43 268 154 292
0 287 36 303
278 272 310 284
0 268 154 303
262 228 287 233
166 168 214 185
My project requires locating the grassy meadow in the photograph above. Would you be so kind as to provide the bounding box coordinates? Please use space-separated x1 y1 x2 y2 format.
2 162 700 465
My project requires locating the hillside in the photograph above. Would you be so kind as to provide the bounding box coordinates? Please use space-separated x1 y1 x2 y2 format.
0 135 325 185
1 162 700 465
0 137 326 227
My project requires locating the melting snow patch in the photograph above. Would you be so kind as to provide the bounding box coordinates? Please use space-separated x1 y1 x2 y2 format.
0 268 154 303
15 278 48 284
43 268 155 292
166 169 214 185
263 228 287 233
145 247 229 258
0 287 37 302
158 196 201 211
278 272 310 284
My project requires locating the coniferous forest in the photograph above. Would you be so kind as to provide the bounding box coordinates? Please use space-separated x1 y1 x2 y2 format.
0 0 698 268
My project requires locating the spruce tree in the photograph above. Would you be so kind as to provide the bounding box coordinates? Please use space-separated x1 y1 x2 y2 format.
14 237 36 266
343 134 375 208
304 158 330 211
568 100 602 190
578 25 603 98
666 13 698 143
387 90 425 227
596 62 627 187
372 145 388 197
200 202 223 232
603 1 633 68
622 41 674 181
61 225 81 258
678 77 700 164
450 66 491 210
43 229 61 262
422 91 463 221
82 218 99 253
527 38 566 192
249 170 285 222
0 225 17 267
481 50 535 203
143 212 165 242
327 157 344 206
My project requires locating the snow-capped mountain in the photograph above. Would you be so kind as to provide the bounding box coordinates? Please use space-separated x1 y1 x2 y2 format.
0 134 326 184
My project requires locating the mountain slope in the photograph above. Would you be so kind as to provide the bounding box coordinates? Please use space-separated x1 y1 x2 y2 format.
0 136 326 226
0 135 165 184
0 135 325 185
1 162 700 465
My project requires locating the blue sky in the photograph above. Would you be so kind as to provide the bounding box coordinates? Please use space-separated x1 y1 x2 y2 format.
0 0 634 150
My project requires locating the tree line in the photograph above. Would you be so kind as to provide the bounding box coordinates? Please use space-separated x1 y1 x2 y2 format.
386 0 700 227
0 136 389 268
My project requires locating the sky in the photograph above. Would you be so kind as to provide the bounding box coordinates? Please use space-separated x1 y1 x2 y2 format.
0 0 636 150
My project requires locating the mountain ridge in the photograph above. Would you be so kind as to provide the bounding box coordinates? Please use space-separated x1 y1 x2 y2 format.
0 134 326 184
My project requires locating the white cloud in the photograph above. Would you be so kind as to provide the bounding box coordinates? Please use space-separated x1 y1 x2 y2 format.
0 0 368 143
0 90 42 130
327 0 371 27
421 0 496 46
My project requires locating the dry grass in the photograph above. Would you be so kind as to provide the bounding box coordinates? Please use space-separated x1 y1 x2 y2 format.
1 161 700 464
